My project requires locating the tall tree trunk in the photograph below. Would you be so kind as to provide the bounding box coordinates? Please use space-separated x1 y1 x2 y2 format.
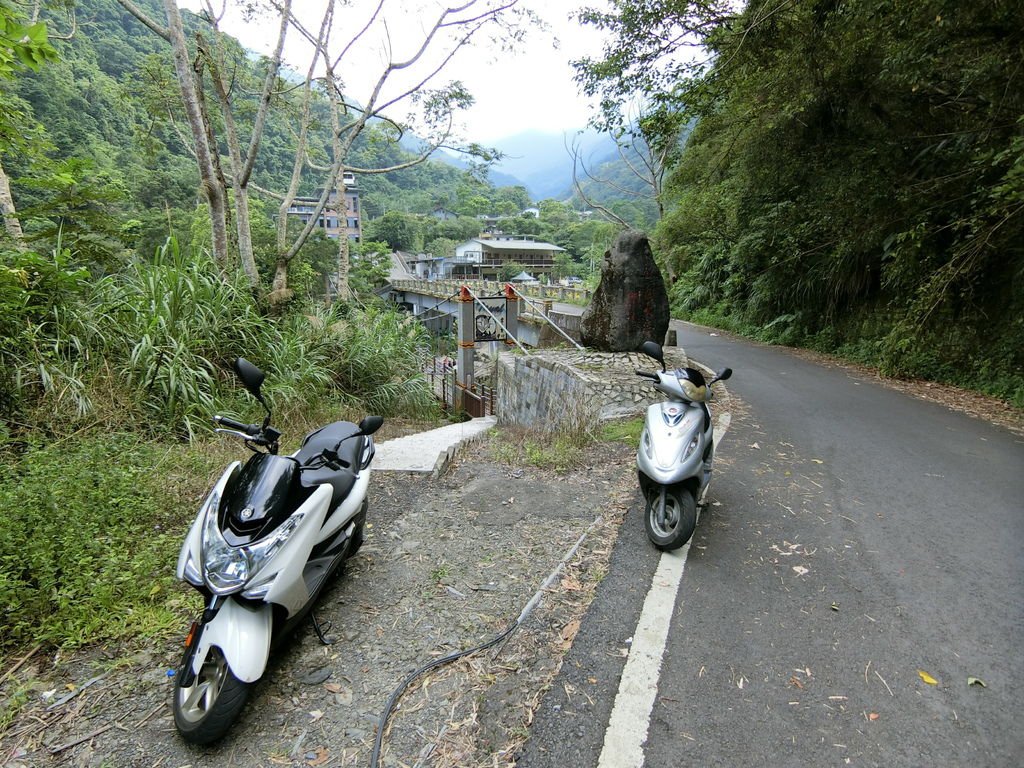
200 38 256 285
335 221 352 301
270 257 293 304
0 159 25 247
197 0 290 290
162 0 230 269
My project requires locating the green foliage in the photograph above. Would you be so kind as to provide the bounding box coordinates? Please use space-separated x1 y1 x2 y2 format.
582 0 1024 402
0 2 59 78
92 238 265 437
364 211 424 252
2 236 440 436
350 240 391 296
330 305 439 418
0 436 188 651
500 261 528 281
0 245 90 416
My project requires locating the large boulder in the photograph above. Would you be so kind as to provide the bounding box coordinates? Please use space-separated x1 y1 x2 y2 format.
580 231 670 351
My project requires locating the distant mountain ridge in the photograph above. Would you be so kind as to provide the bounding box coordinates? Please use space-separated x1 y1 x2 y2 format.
432 128 619 201
489 128 619 200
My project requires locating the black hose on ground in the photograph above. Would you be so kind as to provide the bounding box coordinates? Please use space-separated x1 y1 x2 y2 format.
368 620 519 768
368 518 600 767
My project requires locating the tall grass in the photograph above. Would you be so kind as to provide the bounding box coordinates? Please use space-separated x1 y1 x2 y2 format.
92 239 267 437
2 238 439 437
331 305 439 417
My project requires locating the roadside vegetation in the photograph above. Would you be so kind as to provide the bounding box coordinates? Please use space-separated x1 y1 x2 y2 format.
488 399 628 472
578 0 1023 407
0 235 440 659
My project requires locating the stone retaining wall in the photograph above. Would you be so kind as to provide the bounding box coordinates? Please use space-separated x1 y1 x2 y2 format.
494 347 689 429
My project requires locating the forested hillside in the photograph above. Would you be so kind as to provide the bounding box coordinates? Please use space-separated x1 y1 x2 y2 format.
579 0 1023 405
1 0 548 263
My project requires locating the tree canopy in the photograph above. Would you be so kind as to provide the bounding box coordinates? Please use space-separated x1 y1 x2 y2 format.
578 0 1024 403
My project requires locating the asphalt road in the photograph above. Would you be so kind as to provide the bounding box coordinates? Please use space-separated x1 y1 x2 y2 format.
518 322 1024 767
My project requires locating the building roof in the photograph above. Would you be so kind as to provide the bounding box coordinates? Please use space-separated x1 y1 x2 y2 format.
466 238 565 252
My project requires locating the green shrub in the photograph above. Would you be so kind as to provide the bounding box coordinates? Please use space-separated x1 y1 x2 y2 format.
93 238 268 437
0 436 194 653
331 304 439 418
0 247 90 417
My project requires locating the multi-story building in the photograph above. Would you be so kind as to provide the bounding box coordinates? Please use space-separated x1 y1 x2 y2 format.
451 236 564 280
285 172 361 242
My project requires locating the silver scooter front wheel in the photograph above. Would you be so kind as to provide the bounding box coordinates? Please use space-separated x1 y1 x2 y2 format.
173 644 251 744
643 483 697 551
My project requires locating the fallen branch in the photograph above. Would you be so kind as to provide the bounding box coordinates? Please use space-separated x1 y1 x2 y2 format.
0 643 42 686
133 701 166 728
46 672 110 711
48 723 114 755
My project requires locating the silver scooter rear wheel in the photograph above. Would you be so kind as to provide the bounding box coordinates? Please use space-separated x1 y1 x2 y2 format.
173 645 251 744
644 485 697 551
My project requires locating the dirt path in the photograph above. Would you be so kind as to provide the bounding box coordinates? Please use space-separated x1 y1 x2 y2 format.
1 436 636 768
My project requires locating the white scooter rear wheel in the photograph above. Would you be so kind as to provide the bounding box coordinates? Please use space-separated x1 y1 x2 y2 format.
173 645 251 744
644 485 697 551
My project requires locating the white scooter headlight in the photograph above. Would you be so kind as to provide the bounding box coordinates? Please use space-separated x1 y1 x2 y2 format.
181 491 219 586
201 502 306 596
202 504 250 593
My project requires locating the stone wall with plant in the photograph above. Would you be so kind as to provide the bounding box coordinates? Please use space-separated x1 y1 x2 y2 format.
495 348 689 429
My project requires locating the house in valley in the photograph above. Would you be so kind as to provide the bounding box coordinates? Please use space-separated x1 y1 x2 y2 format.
450 236 564 280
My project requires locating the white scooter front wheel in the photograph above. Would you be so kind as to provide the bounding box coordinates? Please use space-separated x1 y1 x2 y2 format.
172 599 272 744
173 644 251 744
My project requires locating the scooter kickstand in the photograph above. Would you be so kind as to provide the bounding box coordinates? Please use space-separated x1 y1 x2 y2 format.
311 611 336 645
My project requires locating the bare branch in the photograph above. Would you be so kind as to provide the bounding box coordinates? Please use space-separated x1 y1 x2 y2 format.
238 0 291 186
114 0 170 41
568 137 630 228
332 0 386 71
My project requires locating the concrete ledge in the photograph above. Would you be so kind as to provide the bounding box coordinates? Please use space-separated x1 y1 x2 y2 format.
373 416 497 477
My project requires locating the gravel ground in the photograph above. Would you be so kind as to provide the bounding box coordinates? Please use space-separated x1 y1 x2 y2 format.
0 433 636 768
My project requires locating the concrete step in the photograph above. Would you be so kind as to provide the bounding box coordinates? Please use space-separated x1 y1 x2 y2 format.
372 416 497 477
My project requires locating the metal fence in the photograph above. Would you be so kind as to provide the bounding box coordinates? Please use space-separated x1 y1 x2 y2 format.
423 360 495 417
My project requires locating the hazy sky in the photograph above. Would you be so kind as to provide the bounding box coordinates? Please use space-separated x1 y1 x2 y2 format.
177 1 608 144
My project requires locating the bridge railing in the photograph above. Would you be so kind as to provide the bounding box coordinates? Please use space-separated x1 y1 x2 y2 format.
391 279 591 305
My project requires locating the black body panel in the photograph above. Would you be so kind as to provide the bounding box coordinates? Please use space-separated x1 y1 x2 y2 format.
222 453 310 545
294 420 364 504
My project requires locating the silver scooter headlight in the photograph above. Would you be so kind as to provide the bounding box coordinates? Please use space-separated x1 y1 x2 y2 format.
682 434 700 462
642 428 653 459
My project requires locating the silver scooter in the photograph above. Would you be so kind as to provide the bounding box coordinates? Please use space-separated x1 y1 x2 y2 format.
635 340 732 550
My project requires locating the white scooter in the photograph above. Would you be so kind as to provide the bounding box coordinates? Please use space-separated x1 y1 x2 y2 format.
635 340 732 550
172 358 382 744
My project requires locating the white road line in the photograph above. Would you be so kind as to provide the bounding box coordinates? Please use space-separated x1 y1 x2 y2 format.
597 412 731 768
